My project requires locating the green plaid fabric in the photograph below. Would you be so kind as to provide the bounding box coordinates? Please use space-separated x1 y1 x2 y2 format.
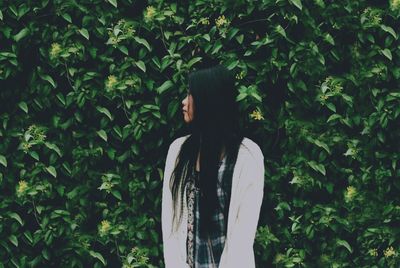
186 156 234 268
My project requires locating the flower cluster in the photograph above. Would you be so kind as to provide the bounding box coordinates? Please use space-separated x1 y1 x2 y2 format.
145 6 156 21
235 71 245 80
361 7 382 28
368 248 378 257
99 220 111 236
106 75 118 89
50 43 62 58
17 180 28 196
106 19 136 47
384 246 396 258
215 15 230 28
250 109 264 120
21 124 47 153
390 0 400 10
345 186 357 202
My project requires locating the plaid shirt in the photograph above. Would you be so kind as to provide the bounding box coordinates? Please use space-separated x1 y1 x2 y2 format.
186 156 234 268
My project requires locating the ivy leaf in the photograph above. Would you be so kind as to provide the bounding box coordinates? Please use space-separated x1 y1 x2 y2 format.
78 28 89 40
289 0 302 10
46 166 57 178
97 130 108 142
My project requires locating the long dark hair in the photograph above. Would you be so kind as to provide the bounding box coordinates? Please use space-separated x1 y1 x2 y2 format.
169 64 244 238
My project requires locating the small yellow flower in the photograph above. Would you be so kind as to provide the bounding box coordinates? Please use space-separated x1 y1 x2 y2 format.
235 71 245 80
250 109 264 120
22 142 32 151
99 220 111 235
145 6 156 20
215 15 230 28
17 180 28 195
106 75 118 88
50 43 62 57
368 248 378 257
390 0 400 10
345 186 357 201
384 246 395 258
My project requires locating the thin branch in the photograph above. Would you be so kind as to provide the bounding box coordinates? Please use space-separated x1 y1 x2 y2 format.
114 237 122 262
120 93 131 124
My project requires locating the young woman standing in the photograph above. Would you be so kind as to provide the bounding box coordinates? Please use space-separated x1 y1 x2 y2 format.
162 65 264 268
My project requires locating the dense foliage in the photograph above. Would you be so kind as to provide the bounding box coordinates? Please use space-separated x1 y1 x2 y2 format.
1 0 399 267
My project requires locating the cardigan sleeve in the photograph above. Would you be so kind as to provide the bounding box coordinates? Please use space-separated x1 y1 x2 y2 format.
219 150 264 268
161 139 190 268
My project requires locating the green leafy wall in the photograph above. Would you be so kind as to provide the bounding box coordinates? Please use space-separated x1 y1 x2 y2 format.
0 0 399 267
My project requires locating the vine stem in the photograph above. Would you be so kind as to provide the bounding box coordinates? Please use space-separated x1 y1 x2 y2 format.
114 237 122 262
31 198 42 229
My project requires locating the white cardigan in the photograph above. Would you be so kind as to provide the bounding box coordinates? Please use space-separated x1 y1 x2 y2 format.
162 135 264 268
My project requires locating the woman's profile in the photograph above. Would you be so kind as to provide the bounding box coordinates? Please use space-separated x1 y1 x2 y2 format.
161 64 264 268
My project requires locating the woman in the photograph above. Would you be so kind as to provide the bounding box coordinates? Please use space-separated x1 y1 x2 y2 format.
161 65 264 268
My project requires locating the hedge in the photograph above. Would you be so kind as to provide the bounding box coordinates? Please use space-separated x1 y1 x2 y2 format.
0 0 399 267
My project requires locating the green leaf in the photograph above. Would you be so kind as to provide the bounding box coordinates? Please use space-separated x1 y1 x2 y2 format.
187 57 202 68
96 106 113 121
41 74 56 88
61 13 72 23
14 28 30 42
97 130 108 142
44 142 62 157
107 0 117 8
18 102 28 113
0 155 7 167
289 0 302 10
337 239 352 253
308 161 326 175
111 190 122 200
29 151 39 161
135 60 146 73
381 25 397 39
8 235 18 247
0 10 3 21
118 45 128 55
134 37 151 51
89 251 106 266
314 140 331 154
8 212 23 226
275 25 286 38
78 28 89 40
156 80 173 94
381 49 392 60
46 166 57 178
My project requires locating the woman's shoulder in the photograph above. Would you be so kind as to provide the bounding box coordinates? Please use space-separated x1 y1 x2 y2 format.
168 134 190 150
240 137 264 162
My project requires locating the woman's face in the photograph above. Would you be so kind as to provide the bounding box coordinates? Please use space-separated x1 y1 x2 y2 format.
181 91 194 123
